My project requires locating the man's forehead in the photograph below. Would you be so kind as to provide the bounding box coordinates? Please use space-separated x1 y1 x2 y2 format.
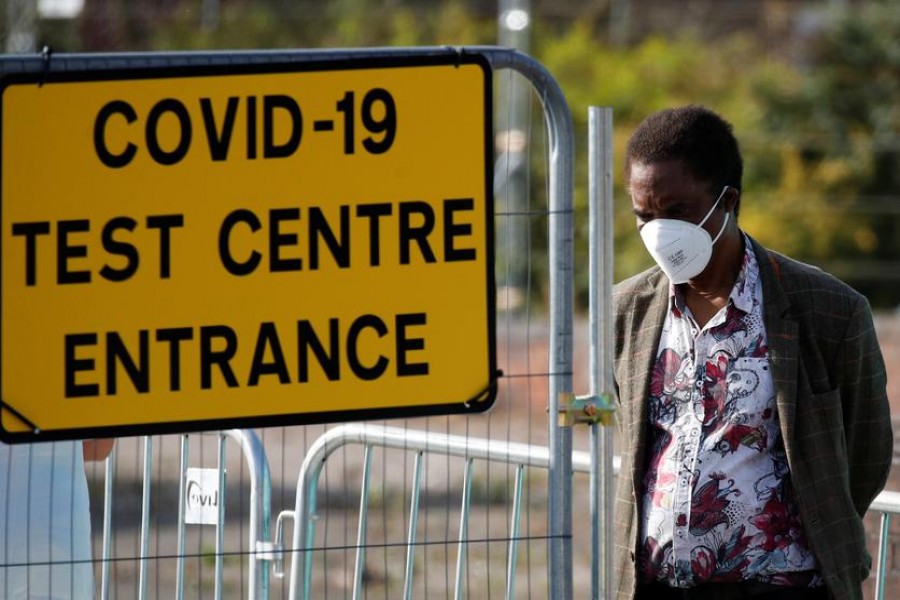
627 160 711 195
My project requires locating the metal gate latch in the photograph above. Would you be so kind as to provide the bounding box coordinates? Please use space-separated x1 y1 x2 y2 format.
557 392 616 427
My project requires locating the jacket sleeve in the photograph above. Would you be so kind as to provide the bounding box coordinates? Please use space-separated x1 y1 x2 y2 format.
840 295 893 516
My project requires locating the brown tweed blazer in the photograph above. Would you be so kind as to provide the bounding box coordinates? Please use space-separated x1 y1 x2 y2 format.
612 236 892 600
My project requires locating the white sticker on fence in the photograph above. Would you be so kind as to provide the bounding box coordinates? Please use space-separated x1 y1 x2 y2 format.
184 467 223 525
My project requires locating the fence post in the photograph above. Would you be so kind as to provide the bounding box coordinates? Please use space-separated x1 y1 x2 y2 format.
588 106 616 600
486 48 576 600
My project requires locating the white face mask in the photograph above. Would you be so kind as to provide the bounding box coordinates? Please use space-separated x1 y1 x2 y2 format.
638 186 730 284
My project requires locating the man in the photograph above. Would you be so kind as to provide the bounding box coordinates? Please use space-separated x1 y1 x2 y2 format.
612 105 892 600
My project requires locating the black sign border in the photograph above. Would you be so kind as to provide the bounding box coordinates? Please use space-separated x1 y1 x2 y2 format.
0 51 496 444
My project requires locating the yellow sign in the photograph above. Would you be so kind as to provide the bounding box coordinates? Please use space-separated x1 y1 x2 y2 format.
1 55 495 442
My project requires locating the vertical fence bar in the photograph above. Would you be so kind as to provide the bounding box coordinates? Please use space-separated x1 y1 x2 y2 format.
292 447 324 600
547 94 574 600
100 444 116 600
588 106 616 600
547 80 575 600
454 458 475 600
214 434 226 600
403 452 424 600
481 48 576 600
175 435 189 600
500 51 576 600
875 512 891 600
223 429 270 600
505 464 525 600
483 51 575 600
138 436 153 600
352 445 373 600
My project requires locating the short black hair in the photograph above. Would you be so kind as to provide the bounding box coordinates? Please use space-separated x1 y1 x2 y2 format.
625 105 743 214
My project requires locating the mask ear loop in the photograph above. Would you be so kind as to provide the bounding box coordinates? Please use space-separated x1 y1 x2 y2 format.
697 186 729 227
711 213 730 244
698 186 731 244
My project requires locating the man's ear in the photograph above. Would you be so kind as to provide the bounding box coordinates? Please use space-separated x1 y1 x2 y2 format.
725 187 740 214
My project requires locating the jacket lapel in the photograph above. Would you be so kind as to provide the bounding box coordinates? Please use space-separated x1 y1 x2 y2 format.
626 272 669 491
752 238 799 445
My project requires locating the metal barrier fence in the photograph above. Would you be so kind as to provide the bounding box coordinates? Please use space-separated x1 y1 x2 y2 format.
9 422 896 598
274 423 615 600
870 491 900 600
278 423 900 600
1 44 578 599
5 423 899 599
6 44 895 600
95 430 271 600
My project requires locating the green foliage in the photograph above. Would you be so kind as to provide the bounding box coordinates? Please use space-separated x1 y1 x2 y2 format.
153 3 302 50
35 0 898 306
748 0 900 305
531 6 898 307
534 26 774 300
150 0 493 51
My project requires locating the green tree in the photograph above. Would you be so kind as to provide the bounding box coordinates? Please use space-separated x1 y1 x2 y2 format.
27 0 898 307
533 6 898 309
534 25 774 305
751 0 900 306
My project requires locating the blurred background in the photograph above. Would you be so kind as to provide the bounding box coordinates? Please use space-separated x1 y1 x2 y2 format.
3 0 899 310
2 1 898 598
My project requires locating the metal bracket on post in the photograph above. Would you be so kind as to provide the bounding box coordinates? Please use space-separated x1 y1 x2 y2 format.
557 392 616 427
264 509 295 579
255 540 284 563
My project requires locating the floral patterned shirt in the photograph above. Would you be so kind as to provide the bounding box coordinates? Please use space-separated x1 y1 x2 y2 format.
639 234 821 588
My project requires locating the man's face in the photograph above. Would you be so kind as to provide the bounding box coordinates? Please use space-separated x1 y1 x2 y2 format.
628 160 726 236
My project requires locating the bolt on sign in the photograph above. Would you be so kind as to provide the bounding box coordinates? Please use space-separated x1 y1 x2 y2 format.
0 53 496 442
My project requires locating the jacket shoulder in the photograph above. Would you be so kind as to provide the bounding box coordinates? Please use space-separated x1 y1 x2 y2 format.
613 266 664 307
757 245 869 311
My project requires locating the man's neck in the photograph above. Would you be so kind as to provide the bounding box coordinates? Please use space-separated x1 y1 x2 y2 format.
680 231 745 328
